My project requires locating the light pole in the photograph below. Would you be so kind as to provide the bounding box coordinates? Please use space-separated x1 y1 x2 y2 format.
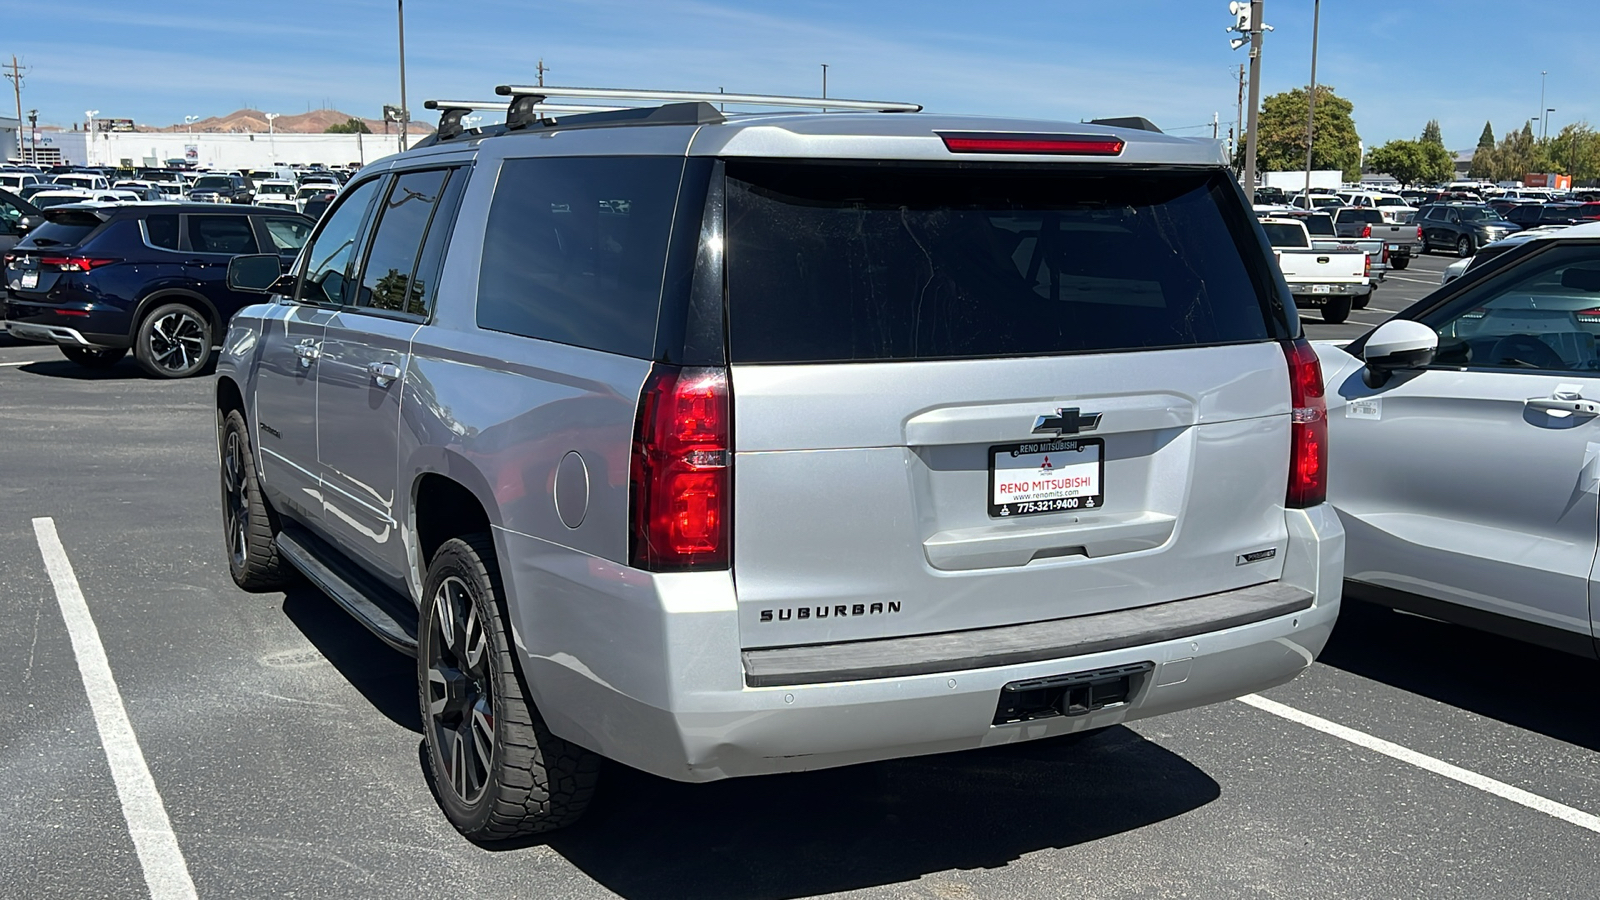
26 108 36 164
397 0 410 152
1539 70 1547 140
264 112 279 164
185 114 199 133
1303 0 1320 203
84 109 98 166
1227 0 1270 202
1544 108 1555 144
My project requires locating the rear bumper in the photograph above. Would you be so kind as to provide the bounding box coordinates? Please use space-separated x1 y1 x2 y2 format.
5 301 132 348
498 504 1344 782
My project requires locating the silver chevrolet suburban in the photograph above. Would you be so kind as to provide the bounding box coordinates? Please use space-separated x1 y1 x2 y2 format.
217 86 1344 842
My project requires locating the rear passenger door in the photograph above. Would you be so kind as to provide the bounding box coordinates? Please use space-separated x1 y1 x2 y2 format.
183 212 260 321
317 167 465 585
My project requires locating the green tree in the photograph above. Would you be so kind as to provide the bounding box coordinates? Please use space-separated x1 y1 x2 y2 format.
324 117 372 134
1251 85 1363 182
1421 119 1444 147
1545 122 1600 182
1494 122 1539 181
1367 140 1425 186
1468 121 1496 179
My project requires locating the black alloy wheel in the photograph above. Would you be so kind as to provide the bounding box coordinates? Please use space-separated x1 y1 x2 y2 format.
426 574 497 807
60 346 127 369
219 409 294 590
419 535 600 841
135 302 212 378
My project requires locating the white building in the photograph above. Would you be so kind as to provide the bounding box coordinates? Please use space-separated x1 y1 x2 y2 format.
46 128 413 170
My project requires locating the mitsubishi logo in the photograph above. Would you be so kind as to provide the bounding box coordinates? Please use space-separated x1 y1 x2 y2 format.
1032 407 1102 436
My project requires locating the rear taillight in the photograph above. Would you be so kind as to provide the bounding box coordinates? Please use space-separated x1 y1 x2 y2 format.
1361 224 1372 238
1364 253 1372 278
1282 339 1327 509
39 256 117 272
1578 308 1600 325
630 365 730 571
1416 224 1424 241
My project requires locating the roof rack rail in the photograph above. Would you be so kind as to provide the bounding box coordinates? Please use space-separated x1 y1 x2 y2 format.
494 85 922 114
424 98 625 140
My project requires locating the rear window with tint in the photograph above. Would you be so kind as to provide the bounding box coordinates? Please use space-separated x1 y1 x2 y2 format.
477 156 685 357
1261 222 1308 247
725 163 1284 364
23 212 102 248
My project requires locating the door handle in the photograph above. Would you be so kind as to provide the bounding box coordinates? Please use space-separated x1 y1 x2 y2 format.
1526 395 1600 415
294 339 321 367
368 361 402 387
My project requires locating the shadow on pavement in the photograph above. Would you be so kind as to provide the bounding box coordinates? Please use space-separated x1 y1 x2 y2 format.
1318 597 1600 751
537 726 1218 900
16 358 150 380
280 585 421 733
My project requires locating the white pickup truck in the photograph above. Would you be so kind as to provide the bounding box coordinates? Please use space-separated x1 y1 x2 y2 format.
1260 217 1370 324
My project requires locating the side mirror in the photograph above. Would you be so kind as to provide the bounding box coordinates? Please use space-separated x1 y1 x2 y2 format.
1362 319 1438 388
15 215 35 234
227 254 294 294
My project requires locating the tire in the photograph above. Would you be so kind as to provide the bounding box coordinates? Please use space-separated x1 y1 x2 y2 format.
134 302 212 379
1456 235 1475 258
1353 291 1370 311
419 534 600 842
219 409 295 591
1321 296 1352 324
1391 256 1410 271
60 346 127 369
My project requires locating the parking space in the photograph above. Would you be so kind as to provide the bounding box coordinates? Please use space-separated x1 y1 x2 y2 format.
3 311 1600 900
1306 251 1454 343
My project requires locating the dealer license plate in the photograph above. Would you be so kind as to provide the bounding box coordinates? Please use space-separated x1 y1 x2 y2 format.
19 270 37 290
1310 284 1332 294
989 439 1104 518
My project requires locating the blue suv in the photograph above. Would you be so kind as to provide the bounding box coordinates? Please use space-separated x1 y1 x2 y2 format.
5 203 312 377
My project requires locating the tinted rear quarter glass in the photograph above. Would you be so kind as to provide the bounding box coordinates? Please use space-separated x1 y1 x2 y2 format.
476 156 686 357
145 213 179 250
725 163 1283 363
21 212 102 248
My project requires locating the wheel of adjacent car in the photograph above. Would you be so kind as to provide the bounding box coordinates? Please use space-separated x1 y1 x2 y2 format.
1321 296 1352 324
60 346 127 370
134 302 212 378
1391 256 1410 271
220 409 296 591
419 534 601 842
1456 235 1474 258
1352 291 1370 311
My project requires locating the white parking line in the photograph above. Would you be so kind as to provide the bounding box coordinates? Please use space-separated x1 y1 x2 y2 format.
0 360 35 366
1239 693 1600 834
1384 274 1445 286
32 517 199 900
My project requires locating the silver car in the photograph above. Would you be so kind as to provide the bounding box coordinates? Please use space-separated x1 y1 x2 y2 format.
217 88 1343 840
1317 220 1600 654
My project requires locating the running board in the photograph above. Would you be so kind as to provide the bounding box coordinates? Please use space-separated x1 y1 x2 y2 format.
275 525 419 656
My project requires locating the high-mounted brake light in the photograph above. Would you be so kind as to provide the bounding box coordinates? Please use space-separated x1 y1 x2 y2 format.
1282 339 1327 508
39 256 117 272
938 132 1126 156
630 365 731 571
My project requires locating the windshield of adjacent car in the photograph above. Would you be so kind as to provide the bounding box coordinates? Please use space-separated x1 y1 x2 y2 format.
194 176 232 189
1375 197 1408 207
1457 207 1503 222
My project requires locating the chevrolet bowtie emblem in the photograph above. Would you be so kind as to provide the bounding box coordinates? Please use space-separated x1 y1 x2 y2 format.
1033 407 1102 436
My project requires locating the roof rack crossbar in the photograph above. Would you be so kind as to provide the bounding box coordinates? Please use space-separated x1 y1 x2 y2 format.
493 85 922 113
424 99 623 114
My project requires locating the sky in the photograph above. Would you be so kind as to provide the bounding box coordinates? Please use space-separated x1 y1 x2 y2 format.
3 0 1597 152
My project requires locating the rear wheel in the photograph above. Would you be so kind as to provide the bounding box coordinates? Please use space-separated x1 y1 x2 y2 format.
1321 296 1352 324
1456 235 1475 258
135 302 212 379
60 346 126 369
419 534 600 842
1391 256 1410 270
1352 291 1370 311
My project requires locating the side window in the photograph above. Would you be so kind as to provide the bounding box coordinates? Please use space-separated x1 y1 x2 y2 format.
188 215 258 254
298 178 381 306
476 156 685 356
1423 244 1600 374
261 217 312 256
353 169 448 314
405 168 469 318
145 214 179 250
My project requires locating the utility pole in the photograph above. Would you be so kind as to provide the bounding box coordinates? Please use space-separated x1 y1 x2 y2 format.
265 112 279 164
1304 0 1320 203
1213 111 1219 139
397 0 409 152
1227 1 1269 203
536 59 549 87
821 63 829 113
4 56 27 163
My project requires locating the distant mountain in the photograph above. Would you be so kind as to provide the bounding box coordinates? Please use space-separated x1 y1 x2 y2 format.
141 108 431 135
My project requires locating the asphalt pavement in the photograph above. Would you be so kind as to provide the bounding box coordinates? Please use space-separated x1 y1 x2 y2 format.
5 261 1600 900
